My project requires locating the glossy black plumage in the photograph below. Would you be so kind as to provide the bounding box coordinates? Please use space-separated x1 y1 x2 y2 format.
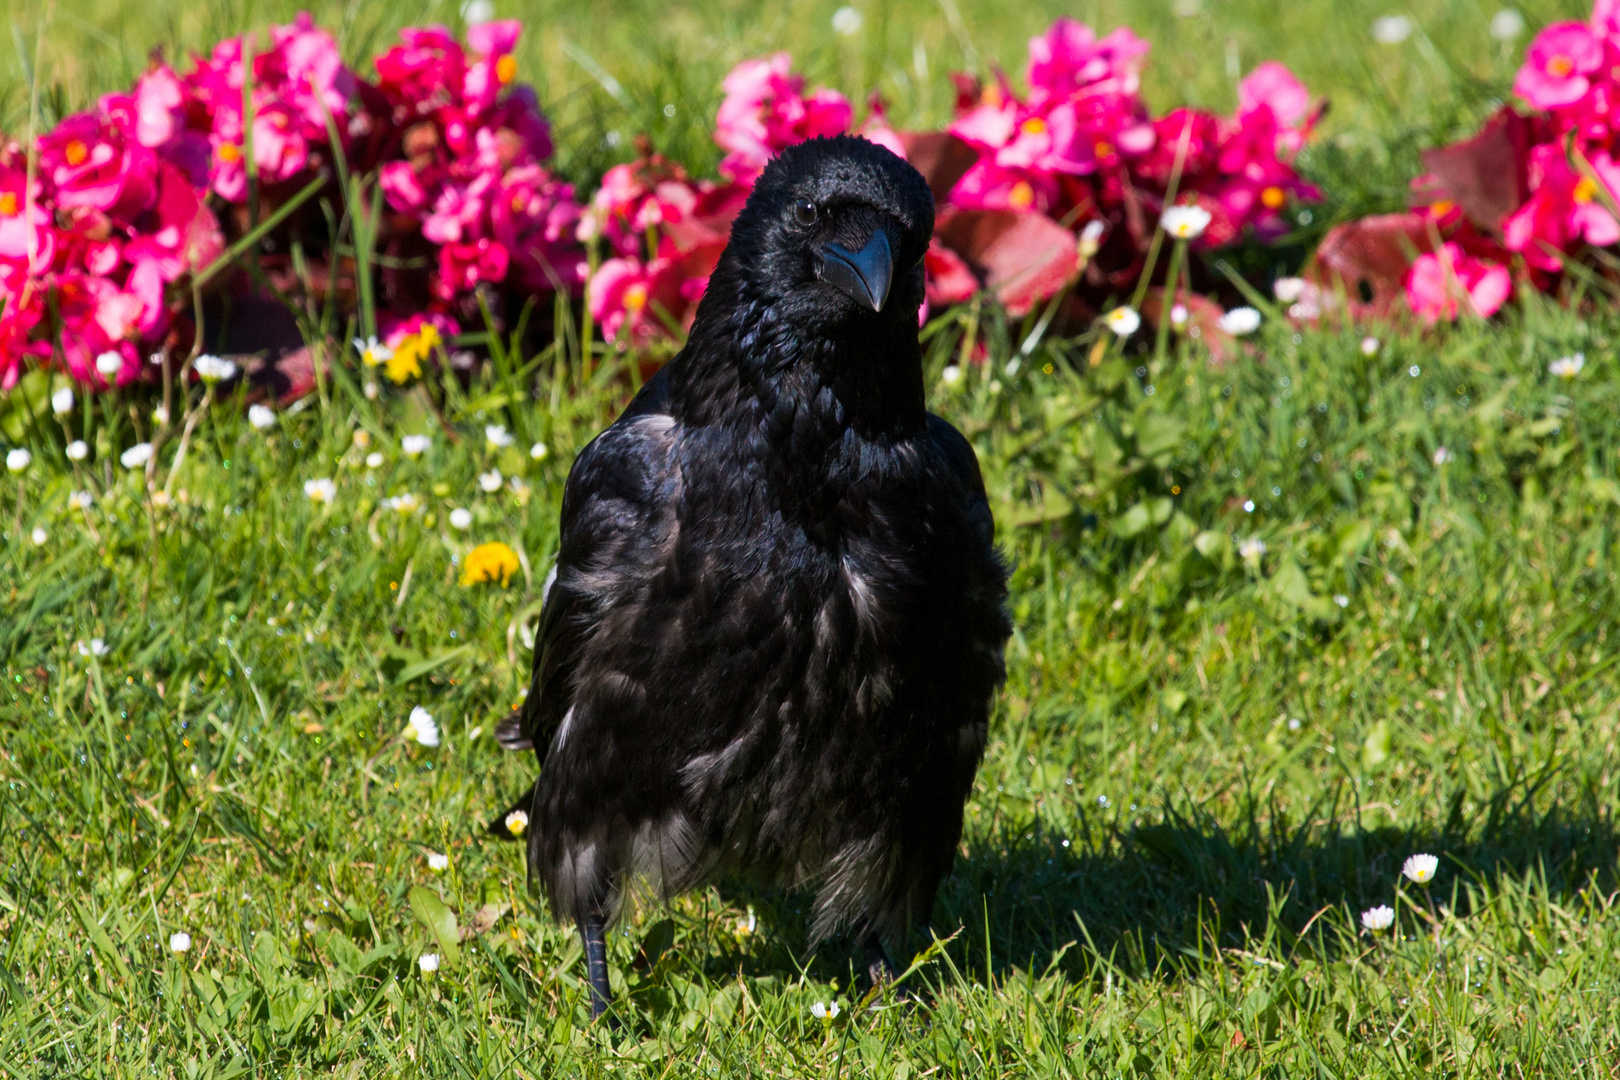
492 135 1009 1013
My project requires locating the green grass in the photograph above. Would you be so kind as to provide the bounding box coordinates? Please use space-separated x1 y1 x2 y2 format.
7 0 1620 1075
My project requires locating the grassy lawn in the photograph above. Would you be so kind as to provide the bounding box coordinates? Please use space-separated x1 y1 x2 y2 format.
6 0 1620 1076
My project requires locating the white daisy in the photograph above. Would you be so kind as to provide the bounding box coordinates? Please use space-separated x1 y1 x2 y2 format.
418 953 439 973
30 526 47 546
248 404 276 430
95 351 124 379
366 452 385 469
831 6 863 35
1549 353 1585 379
120 443 153 469
401 434 431 459
6 448 30 473
530 441 548 461
1402 853 1439 884
51 386 74 416
1077 219 1107 259
404 705 440 747
427 852 450 872
504 809 529 836
1218 307 1262 336
479 469 503 493
1238 537 1267 561
485 424 515 448
66 440 89 462
449 508 473 530
304 478 337 503
169 931 193 953
194 355 237 384
1105 306 1141 337
1160 204 1212 240
1361 905 1395 932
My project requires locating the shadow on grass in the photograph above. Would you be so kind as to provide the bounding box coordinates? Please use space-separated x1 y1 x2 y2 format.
931 770 1618 982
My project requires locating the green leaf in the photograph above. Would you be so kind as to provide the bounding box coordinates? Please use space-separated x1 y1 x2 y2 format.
408 886 461 968
394 644 474 684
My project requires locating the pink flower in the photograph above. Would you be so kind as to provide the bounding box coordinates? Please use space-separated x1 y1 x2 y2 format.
375 26 467 118
462 20 522 113
1503 144 1620 270
1236 61 1313 154
423 169 499 244
1515 22 1604 110
435 237 509 299
1026 20 1150 106
380 160 432 213
38 110 159 218
493 164 585 293
714 54 852 181
588 256 695 345
947 160 1061 213
1237 62 1311 130
53 274 144 385
1405 242 1512 323
0 165 55 272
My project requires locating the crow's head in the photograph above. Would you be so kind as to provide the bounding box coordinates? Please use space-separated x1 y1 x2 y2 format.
714 135 935 338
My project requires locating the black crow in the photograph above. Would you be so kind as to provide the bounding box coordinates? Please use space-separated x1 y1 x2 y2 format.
490 134 1010 1018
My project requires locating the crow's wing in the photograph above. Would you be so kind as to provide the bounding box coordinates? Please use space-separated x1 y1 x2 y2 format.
924 412 995 553
488 372 679 838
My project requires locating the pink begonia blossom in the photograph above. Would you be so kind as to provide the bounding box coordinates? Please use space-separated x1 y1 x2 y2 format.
1025 20 1150 106
462 20 523 113
0 165 55 272
1236 61 1314 154
1405 242 1512 323
588 256 701 346
186 14 357 201
436 237 510 300
494 165 586 292
375 26 467 118
714 53 852 181
38 110 159 218
1515 22 1605 110
1503 143 1620 270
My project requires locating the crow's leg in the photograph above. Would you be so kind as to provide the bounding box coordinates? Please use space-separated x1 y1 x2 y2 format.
862 932 900 988
578 913 612 1019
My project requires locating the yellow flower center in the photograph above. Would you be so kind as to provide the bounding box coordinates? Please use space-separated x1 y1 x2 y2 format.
495 54 518 85
64 140 89 167
1548 54 1575 78
218 143 242 164
1093 140 1114 158
418 325 441 350
982 85 1004 108
1574 176 1600 204
0 192 16 216
1020 117 1047 136
623 282 649 312
461 542 521 587
1007 181 1034 209
1260 186 1287 210
1430 199 1455 217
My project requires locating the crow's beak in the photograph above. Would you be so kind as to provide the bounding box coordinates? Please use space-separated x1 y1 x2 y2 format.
817 231 893 312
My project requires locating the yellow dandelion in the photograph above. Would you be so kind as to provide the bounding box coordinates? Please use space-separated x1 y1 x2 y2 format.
461 542 521 587
385 340 424 384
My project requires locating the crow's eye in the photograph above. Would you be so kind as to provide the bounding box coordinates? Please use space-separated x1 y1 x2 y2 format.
793 199 818 226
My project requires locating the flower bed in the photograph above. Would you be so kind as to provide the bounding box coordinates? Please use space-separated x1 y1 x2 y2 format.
0 8 1418 400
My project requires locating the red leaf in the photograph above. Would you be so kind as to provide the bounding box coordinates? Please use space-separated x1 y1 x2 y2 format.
1306 212 1437 319
924 239 978 307
897 131 980 205
935 209 1076 316
1418 107 1533 236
